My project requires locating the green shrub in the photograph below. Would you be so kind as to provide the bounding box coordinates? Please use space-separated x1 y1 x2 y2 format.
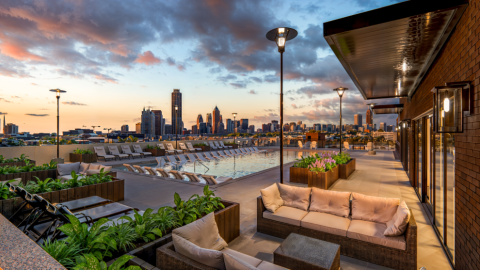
73 148 94 155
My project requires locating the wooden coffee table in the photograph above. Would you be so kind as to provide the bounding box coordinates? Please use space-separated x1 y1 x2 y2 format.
274 233 340 270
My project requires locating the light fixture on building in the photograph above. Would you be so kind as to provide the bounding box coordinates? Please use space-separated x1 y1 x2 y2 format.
431 81 471 133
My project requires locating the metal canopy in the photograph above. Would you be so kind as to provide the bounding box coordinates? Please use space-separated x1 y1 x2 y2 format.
323 0 468 100
372 104 404 115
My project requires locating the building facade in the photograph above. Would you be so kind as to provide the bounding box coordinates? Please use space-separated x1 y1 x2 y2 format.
121 125 129 133
366 109 372 125
141 108 155 137
354 114 362 126
171 89 182 135
212 106 221 134
152 110 163 136
135 122 141 134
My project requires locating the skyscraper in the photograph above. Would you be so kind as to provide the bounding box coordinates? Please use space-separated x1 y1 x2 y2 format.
226 119 233 133
197 114 203 130
380 122 386 131
171 89 182 135
354 114 362 126
241 119 248 130
212 106 221 134
199 122 207 134
152 110 163 136
206 113 212 126
135 122 141 134
121 125 129 133
141 107 155 136
366 109 372 125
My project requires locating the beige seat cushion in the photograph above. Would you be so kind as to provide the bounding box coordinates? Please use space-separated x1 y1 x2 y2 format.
78 163 90 175
222 248 261 267
310 188 351 217
86 169 101 176
351 193 399 224
172 234 225 270
384 201 411 236
260 184 284 213
263 206 308 226
173 212 228 251
89 164 101 170
301 212 351 237
347 220 406 250
223 253 259 270
257 261 288 270
277 183 311 211
100 165 112 172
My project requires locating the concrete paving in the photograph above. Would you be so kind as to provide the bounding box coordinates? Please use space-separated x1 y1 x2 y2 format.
115 148 451 270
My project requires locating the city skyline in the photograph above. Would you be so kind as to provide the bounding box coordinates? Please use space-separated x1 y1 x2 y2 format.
0 0 401 133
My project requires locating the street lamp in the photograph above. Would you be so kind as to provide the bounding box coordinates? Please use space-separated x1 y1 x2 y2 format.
266 27 298 184
232 113 237 135
367 103 377 151
334 87 349 153
49 88 66 159
175 105 178 148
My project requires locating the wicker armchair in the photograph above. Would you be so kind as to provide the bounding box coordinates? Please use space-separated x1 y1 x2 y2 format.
157 242 217 270
257 196 417 270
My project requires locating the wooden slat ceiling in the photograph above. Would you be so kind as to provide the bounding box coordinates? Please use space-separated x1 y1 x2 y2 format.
372 104 404 115
324 0 468 100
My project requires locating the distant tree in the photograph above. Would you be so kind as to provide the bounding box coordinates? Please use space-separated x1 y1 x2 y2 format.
377 129 385 132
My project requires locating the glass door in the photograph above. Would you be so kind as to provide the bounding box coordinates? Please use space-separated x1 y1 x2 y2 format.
425 117 433 212
416 120 422 198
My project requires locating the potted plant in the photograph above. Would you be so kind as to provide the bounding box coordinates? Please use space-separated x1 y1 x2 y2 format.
193 142 210 152
70 148 97 163
0 154 35 167
145 144 165 156
223 141 239 149
307 153 339 189
290 155 317 184
334 152 355 179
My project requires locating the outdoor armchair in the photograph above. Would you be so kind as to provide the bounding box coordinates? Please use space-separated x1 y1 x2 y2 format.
133 144 152 157
120 145 142 159
208 141 218 150
108 146 130 160
94 146 116 161
167 143 184 154
178 142 190 153
123 164 135 172
186 142 201 152
133 165 148 174
213 141 223 149
219 141 232 149
158 144 175 155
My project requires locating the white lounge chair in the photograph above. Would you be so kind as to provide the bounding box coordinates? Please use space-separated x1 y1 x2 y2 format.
344 142 352 151
184 173 208 184
120 145 142 159
177 154 192 163
144 167 158 176
208 141 218 150
94 146 116 161
222 150 233 157
234 149 244 155
170 170 194 181
187 142 201 152
217 151 229 158
166 143 183 154
133 145 152 157
219 141 232 149
253 147 266 153
157 144 175 155
201 174 232 185
229 149 239 156
195 153 209 162
187 153 198 162
311 141 317 149
240 148 249 154
133 165 147 174
211 152 223 159
245 148 252 154
298 141 306 149
156 168 174 178
166 155 180 165
123 164 135 172
156 157 168 167
204 152 217 160
108 146 130 160
214 141 223 149
179 142 190 153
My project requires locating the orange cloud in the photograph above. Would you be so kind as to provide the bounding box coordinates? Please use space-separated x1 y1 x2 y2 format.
135 51 162 65
0 43 45 61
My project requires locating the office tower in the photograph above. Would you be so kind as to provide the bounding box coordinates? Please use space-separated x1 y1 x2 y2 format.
135 122 141 134
199 122 207 134
218 122 225 134
387 125 393 132
297 121 302 126
289 122 296 131
262 124 269 133
248 125 255 133
197 114 203 130
206 113 212 126
327 124 333 132
4 123 18 135
354 114 362 126
226 119 233 133
271 120 279 126
220 115 223 124
161 119 165 135
191 125 198 134
152 110 163 136
141 107 155 136
164 124 172 134
121 125 129 133
301 124 306 131
380 122 386 131
2 114 5 135
366 109 372 125
171 89 182 135
212 106 221 134
241 119 248 130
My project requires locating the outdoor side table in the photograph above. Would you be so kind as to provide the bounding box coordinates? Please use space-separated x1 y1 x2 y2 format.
274 233 340 270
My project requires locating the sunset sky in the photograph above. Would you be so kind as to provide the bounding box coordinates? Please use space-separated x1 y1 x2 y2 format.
0 0 403 133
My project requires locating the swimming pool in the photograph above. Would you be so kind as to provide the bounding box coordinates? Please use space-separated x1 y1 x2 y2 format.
114 150 322 179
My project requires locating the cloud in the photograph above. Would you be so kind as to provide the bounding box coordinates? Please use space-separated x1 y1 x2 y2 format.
250 77 262 83
62 101 87 106
11 96 21 98
253 113 279 123
0 98 12 103
25 113 49 117
291 103 306 109
31 83 39 86
135 51 162 65
248 90 257 94
230 82 246 89
217 74 237 82
38 108 49 110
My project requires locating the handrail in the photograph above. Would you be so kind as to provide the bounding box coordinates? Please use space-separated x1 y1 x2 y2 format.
194 159 209 174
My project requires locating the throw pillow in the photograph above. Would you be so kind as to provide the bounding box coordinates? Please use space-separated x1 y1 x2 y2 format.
224 253 259 270
100 165 112 172
384 201 411 236
173 212 228 251
351 193 399 223
79 163 90 175
173 234 225 270
86 169 101 176
310 188 351 217
277 183 311 211
57 162 80 176
89 164 101 170
260 184 283 213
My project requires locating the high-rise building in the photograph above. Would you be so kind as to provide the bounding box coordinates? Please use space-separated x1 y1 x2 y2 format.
2 114 5 135
141 107 155 136
289 122 296 131
218 122 225 134
161 119 165 135
354 114 362 126
4 123 18 135
262 124 269 133
212 106 221 134
152 110 163 136
226 119 233 133
248 125 255 133
387 125 393 132
199 122 207 134
366 109 372 125
171 89 182 135
164 124 172 135
206 113 212 126
197 114 203 130
191 125 198 134
135 122 141 133
121 125 129 133
297 121 302 126
241 119 248 130
379 122 386 131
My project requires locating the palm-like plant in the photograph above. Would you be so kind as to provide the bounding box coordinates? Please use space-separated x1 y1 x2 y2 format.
42 239 83 268
73 253 141 270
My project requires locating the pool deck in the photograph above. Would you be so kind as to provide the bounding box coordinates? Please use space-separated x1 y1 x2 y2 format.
103 147 451 270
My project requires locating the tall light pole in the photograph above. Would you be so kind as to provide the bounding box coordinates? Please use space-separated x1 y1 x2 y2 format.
175 105 178 148
232 113 237 137
49 89 67 159
334 87 348 153
266 27 298 184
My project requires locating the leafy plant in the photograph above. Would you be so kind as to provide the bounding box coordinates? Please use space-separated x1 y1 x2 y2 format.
30 177 53 193
119 209 162 243
167 193 200 226
73 253 141 270
42 239 83 268
111 222 137 253
152 207 178 234
293 155 317 168
0 179 16 200
333 152 351 164
66 171 84 188
73 149 94 155
191 186 224 215
50 178 66 191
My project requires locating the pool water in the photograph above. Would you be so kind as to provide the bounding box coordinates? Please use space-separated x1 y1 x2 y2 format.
114 150 322 179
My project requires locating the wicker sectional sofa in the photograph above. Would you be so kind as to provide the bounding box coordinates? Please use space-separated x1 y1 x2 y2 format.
257 188 417 270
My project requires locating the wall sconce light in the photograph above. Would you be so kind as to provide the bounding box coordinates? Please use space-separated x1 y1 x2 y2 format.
431 81 471 133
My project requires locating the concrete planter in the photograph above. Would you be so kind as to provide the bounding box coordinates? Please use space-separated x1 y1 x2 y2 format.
69 153 98 163
289 167 309 184
307 166 339 190
338 158 356 179
0 169 57 185
0 178 125 223
145 149 166 156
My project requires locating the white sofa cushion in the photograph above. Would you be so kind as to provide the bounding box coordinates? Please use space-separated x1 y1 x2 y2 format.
57 162 80 176
260 184 283 213
347 220 406 250
223 253 259 270
173 212 227 251
277 183 311 211
309 188 351 218
384 201 411 236
222 248 261 267
257 261 288 270
78 163 90 175
172 234 225 269
263 206 308 226
351 193 399 224
301 212 351 237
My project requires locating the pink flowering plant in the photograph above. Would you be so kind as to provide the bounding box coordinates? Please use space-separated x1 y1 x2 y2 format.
307 155 336 174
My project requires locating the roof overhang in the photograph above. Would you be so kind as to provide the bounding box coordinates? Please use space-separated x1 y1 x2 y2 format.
324 0 468 100
372 104 404 115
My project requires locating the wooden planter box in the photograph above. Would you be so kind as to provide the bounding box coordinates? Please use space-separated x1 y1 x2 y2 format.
224 144 238 149
289 167 309 184
124 200 240 269
70 153 98 163
338 158 355 179
145 149 166 156
308 166 339 190
195 145 210 152
0 160 36 167
0 178 125 222
0 169 57 185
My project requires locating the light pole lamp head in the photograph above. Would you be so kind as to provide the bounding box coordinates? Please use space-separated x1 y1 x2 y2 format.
49 88 67 97
175 105 178 111
266 27 298 53
232 113 237 118
367 103 377 110
333 87 348 98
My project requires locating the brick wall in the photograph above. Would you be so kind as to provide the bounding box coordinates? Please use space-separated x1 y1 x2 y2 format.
399 0 480 268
